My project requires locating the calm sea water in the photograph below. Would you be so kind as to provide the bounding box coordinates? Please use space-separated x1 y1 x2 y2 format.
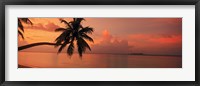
18 52 182 68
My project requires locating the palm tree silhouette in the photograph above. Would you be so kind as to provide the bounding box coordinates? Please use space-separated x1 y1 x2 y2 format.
18 18 94 57
18 18 33 39
55 18 94 57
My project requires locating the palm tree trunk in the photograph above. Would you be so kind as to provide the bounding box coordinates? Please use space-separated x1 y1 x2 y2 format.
18 42 58 51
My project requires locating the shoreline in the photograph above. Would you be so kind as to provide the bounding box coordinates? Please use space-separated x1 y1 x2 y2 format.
18 64 32 68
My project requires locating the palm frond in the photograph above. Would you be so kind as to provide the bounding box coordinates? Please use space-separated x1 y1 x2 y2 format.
20 18 33 25
77 44 83 57
18 19 24 32
71 18 85 30
80 33 94 42
18 18 33 39
55 39 64 47
79 27 94 34
73 18 76 21
59 19 72 29
77 37 91 58
55 32 66 42
81 38 91 51
55 37 71 48
18 30 24 39
67 42 74 56
77 37 91 51
55 30 72 41
58 41 69 53
55 31 71 47
76 18 85 23
55 28 66 32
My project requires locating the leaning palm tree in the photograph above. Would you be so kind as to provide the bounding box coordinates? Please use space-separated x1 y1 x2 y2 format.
18 18 33 39
18 18 94 58
55 18 94 57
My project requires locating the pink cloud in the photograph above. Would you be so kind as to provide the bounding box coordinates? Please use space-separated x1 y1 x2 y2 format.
44 22 60 31
25 22 60 32
129 34 182 44
149 35 182 44
127 34 182 55
90 29 133 54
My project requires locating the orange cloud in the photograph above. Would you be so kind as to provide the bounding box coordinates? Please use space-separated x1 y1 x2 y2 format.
21 29 61 44
149 35 182 44
24 22 61 32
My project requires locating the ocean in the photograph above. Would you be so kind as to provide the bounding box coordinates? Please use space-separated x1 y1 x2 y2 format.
18 52 182 68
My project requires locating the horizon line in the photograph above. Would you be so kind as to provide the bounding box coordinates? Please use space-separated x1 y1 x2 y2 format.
18 51 182 56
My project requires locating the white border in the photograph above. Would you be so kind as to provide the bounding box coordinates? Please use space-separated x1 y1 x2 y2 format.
5 5 195 81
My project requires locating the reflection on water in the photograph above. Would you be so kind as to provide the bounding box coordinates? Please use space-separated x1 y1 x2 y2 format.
18 52 182 68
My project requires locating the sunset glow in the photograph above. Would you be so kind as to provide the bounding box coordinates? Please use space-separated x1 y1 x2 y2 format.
19 18 182 55
18 18 182 68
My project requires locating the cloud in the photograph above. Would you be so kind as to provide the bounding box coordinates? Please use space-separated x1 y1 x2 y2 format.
19 18 182 55
88 30 182 55
128 34 182 44
25 22 61 32
127 34 182 55
90 29 133 54
149 35 182 44
44 22 60 31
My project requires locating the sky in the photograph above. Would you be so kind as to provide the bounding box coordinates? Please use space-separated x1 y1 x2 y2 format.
18 18 182 55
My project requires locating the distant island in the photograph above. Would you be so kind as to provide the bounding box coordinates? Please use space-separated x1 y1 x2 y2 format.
88 52 181 57
129 53 144 55
128 53 181 57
